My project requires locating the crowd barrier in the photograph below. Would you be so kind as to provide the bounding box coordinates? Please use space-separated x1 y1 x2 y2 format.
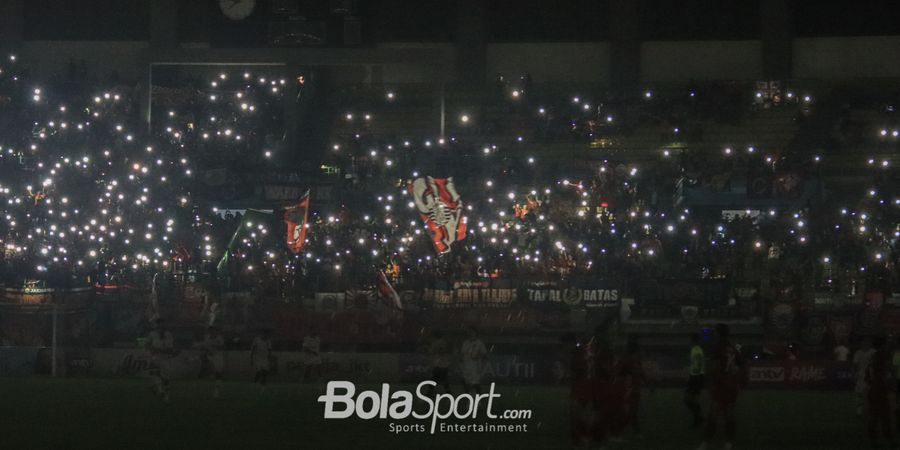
0 347 856 390
746 361 854 388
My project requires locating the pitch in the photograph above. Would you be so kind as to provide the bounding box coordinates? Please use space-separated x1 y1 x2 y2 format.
0 378 863 449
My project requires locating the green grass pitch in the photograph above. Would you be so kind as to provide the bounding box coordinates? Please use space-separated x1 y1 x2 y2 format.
0 378 866 449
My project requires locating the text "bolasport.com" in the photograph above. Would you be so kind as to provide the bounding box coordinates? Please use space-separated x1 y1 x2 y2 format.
317 381 532 434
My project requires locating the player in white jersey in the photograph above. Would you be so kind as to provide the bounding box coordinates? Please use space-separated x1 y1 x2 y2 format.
854 338 876 416
426 330 453 396
302 330 322 384
198 326 225 398
251 331 273 390
460 327 488 394
146 319 175 402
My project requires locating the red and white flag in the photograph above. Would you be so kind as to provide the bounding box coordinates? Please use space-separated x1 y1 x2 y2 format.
408 176 467 254
284 191 310 254
377 271 403 310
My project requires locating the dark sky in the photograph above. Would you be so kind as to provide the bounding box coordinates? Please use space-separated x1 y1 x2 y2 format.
20 0 900 43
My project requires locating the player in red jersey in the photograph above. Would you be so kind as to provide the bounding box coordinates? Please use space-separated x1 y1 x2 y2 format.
590 326 616 449
568 334 593 448
865 335 897 449
611 336 645 441
697 324 744 450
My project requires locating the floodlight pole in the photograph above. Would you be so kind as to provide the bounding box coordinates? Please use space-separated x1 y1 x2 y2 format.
51 302 57 377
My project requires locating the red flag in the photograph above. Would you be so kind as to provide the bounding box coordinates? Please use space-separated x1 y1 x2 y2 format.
377 271 403 310
284 192 310 254
408 176 467 254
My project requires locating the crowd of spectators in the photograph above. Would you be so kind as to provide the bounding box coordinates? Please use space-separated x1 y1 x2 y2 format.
0 55 895 311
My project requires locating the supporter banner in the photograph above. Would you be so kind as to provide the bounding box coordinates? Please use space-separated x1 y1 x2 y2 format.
450 281 515 307
345 290 376 309
635 278 729 307
314 292 346 311
408 177 467 254
632 278 736 319
423 280 515 307
310 281 622 309
523 281 619 308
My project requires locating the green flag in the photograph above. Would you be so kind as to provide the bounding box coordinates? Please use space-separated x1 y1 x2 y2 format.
216 209 273 274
